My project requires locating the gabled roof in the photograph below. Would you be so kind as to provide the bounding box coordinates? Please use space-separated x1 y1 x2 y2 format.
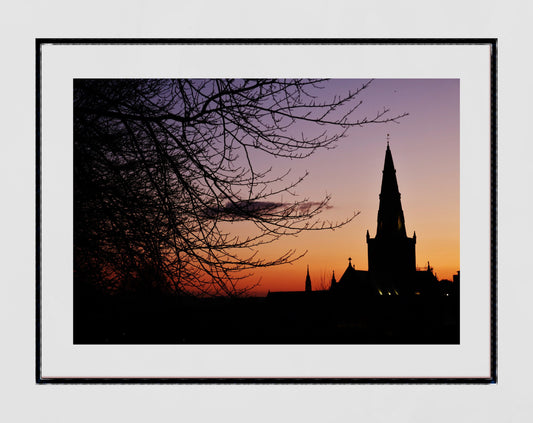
338 263 358 285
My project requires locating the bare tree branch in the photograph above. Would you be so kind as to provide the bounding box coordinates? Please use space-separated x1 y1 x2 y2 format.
74 79 407 296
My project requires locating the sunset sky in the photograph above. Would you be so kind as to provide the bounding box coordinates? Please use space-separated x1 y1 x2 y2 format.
235 79 460 295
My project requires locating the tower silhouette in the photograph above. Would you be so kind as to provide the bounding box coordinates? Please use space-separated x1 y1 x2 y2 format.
366 141 416 292
271 138 440 299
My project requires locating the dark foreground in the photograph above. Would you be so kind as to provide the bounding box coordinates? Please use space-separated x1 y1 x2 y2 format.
74 285 459 344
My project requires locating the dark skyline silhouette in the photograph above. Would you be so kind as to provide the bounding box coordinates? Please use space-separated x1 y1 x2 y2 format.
75 140 459 345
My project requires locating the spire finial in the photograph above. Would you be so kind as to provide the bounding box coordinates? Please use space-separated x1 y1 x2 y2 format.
386 133 390 148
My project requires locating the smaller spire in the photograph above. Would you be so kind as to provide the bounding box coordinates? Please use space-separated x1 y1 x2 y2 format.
330 270 337 290
305 265 312 292
348 257 352 268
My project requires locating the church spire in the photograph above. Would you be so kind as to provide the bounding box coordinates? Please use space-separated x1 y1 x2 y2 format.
366 138 417 276
330 270 337 290
376 139 407 239
305 265 312 292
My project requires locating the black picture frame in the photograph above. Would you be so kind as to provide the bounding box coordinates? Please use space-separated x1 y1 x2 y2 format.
36 38 497 384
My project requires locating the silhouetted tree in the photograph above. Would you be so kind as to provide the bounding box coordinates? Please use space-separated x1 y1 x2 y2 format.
74 79 406 296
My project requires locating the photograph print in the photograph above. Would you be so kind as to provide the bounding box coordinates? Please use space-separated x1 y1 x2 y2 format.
73 77 460 345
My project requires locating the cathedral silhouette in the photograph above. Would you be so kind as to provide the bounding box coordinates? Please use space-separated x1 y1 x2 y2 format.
330 141 439 297
268 139 457 300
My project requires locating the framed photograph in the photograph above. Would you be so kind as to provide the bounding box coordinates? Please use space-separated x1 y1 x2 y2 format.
37 39 496 382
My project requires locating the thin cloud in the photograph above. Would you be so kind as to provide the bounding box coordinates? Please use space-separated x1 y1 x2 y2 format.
210 200 333 220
